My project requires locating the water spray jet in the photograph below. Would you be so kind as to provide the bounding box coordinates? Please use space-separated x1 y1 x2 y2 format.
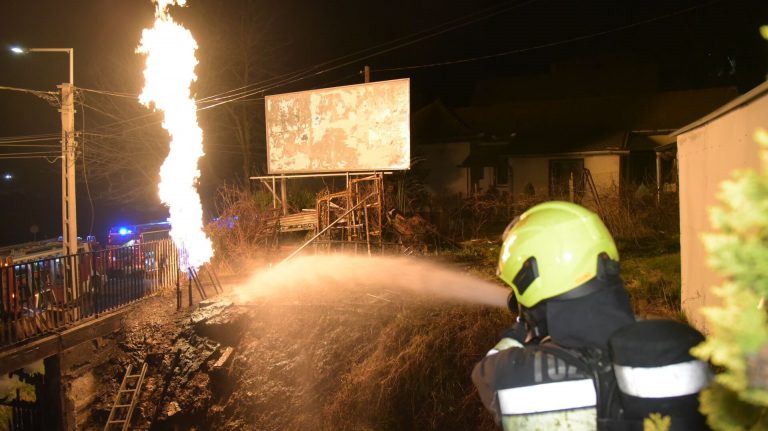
233 254 511 309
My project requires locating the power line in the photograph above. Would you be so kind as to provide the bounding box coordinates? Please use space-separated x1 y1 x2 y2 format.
0 150 60 158
0 85 60 107
78 87 139 99
196 72 359 111
0 132 60 140
374 0 724 72
195 0 541 105
47 1 538 134
79 93 96 237
0 85 57 96
84 71 359 136
0 155 60 163
0 143 59 148
76 0 541 115
40 0 716 141
0 135 61 146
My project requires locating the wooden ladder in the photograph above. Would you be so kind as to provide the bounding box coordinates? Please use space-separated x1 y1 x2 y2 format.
104 363 148 431
582 168 604 217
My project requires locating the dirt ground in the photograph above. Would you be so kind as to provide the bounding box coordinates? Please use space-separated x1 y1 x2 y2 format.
82 266 507 431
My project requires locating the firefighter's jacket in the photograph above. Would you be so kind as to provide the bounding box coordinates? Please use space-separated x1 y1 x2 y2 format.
472 319 713 431
472 338 601 430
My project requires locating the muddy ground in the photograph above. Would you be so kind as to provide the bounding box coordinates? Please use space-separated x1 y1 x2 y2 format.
82 262 508 431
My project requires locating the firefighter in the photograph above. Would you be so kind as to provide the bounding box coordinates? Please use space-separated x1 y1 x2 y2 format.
472 201 711 430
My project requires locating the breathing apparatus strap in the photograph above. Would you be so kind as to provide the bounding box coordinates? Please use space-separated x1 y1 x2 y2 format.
539 345 622 428
520 302 549 344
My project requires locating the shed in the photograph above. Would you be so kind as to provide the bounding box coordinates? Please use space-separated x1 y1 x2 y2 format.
674 80 768 333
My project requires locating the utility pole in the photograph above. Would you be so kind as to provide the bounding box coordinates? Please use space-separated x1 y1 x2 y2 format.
11 47 78 256
60 81 78 257
363 65 371 83
55 49 78 308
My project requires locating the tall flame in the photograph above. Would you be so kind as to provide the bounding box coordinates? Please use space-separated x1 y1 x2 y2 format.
137 0 213 269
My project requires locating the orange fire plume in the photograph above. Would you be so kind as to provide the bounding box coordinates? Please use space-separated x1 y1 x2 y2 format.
137 0 213 269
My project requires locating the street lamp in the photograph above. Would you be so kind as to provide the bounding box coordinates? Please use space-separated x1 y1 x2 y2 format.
10 46 78 258
11 47 74 86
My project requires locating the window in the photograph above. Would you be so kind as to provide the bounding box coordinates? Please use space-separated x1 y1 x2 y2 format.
496 161 509 185
471 165 484 182
549 159 585 199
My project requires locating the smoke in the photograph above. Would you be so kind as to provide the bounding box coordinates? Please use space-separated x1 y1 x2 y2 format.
232 254 511 309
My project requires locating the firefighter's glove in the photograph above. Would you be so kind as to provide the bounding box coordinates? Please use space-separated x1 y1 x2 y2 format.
486 320 526 356
501 319 528 344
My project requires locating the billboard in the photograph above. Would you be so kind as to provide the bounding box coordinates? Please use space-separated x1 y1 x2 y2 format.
265 78 410 174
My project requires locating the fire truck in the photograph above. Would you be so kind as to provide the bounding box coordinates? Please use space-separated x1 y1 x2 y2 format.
1 223 175 317
107 221 172 247
0 237 98 313
106 221 172 277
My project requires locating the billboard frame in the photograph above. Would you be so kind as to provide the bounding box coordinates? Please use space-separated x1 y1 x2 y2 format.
264 78 410 175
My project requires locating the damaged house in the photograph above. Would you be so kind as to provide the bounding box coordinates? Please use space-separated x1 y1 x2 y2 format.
412 61 737 207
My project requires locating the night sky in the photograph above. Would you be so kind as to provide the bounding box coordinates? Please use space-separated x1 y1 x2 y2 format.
0 0 766 246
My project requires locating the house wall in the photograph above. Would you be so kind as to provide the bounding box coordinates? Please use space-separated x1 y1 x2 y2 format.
419 142 470 197
585 155 621 192
510 158 549 198
509 154 620 200
677 94 766 333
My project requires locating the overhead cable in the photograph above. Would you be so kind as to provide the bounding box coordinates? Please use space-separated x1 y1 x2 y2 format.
374 0 724 72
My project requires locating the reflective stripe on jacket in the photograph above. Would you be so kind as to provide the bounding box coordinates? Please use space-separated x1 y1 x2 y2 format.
499 378 597 431
613 359 712 398
472 342 598 430
501 408 596 431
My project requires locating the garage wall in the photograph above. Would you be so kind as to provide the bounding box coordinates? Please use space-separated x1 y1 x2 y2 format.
677 94 767 333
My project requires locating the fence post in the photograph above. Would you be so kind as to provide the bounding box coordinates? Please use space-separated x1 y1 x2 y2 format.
187 272 192 307
176 272 181 310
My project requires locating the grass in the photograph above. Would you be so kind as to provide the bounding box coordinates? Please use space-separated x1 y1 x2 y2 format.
441 236 684 321
621 252 683 320
319 304 508 431
206 186 687 429
312 240 684 430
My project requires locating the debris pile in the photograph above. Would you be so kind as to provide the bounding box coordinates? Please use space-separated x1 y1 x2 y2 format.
84 272 506 430
84 294 247 430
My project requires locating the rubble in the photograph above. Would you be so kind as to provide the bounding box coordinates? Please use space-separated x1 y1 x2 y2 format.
190 299 247 346
81 270 500 431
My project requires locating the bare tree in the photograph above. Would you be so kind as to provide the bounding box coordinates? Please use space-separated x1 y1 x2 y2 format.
181 0 293 186
76 85 167 206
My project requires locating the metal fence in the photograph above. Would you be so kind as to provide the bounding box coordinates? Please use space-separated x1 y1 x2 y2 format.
0 239 180 348
1 389 42 431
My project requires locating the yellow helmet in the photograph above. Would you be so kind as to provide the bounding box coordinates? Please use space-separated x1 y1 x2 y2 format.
498 201 619 308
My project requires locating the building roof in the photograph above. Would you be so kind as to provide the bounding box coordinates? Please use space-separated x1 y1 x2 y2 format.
504 131 627 157
455 87 738 138
411 87 738 156
411 100 481 144
458 142 511 167
673 80 768 136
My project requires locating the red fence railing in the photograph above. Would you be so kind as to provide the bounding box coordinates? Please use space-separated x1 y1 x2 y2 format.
0 239 180 348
